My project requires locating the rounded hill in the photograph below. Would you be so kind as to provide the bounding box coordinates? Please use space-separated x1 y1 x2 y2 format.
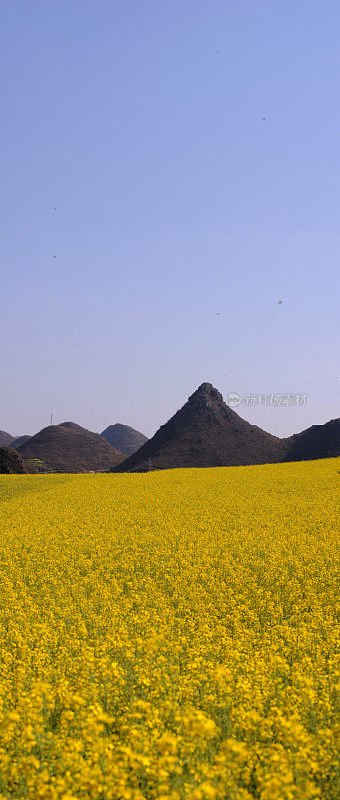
17 422 125 473
101 423 148 456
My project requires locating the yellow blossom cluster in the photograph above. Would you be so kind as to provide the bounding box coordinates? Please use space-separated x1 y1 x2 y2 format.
0 458 339 799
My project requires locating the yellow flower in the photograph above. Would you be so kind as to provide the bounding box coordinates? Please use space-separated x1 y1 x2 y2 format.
0 457 338 798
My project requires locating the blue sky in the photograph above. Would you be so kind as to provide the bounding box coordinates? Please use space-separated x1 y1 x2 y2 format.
1 0 339 438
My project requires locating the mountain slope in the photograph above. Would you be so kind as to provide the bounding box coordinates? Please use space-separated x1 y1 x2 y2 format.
112 383 286 472
0 430 15 446
17 422 125 473
282 418 340 462
9 435 31 450
101 423 148 456
0 446 27 474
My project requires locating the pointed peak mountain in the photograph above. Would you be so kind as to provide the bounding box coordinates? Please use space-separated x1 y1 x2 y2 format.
112 383 284 473
186 382 235 421
189 382 223 402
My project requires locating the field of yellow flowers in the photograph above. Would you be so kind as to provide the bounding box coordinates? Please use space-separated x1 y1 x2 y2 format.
0 458 339 800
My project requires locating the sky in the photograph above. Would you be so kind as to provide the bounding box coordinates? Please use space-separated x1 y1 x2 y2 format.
1 0 339 438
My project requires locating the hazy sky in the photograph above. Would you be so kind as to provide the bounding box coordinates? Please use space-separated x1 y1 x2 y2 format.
1 0 339 438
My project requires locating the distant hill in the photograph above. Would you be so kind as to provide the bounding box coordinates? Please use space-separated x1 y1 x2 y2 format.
0 430 15 447
283 418 340 462
9 435 31 450
112 382 286 472
17 422 125 473
101 423 148 456
0 446 26 474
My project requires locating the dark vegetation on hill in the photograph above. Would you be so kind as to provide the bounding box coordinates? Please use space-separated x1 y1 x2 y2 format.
0 446 27 474
282 418 340 462
101 423 148 456
112 383 287 472
0 430 15 447
3 384 338 474
17 422 125 473
9 435 31 450
112 383 340 473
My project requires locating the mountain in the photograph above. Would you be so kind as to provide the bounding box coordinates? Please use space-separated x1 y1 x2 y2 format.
0 446 27 474
0 430 15 447
9 435 31 450
101 423 148 456
282 418 340 462
17 421 125 473
111 382 286 472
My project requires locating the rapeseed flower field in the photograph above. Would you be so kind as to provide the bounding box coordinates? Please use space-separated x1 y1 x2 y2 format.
0 459 339 800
